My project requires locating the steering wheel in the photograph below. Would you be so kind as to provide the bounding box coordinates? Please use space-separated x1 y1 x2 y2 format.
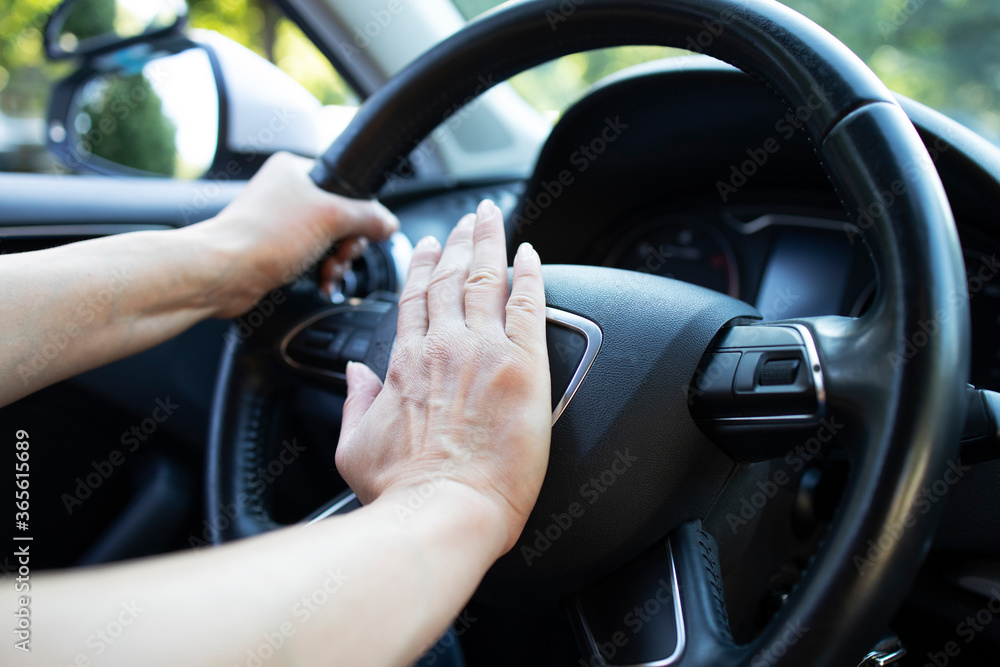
207 0 971 665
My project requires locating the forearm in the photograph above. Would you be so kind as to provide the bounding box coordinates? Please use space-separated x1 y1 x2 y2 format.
0 154 399 408
10 483 504 667
0 224 247 406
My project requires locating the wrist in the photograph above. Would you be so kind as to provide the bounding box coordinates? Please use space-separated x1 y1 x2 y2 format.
373 480 512 563
174 219 264 319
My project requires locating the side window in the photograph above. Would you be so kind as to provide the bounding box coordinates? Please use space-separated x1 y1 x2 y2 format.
186 0 357 107
0 0 358 176
0 0 68 173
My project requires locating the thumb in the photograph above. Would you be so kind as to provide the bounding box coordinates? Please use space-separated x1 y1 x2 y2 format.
324 194 399 242
339 361 383 443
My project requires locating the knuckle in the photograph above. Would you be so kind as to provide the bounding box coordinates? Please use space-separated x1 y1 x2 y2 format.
333 439 357 479
384 361 408 389
386 342 419 382
424 335 460 364
385 361 427 395
397 288 427 311
427 264 465 290
506 292 542 314
334 442 352 475
465 266 505 290
489 353 535 392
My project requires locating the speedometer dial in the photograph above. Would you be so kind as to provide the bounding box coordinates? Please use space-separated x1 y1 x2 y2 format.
604 219 740 298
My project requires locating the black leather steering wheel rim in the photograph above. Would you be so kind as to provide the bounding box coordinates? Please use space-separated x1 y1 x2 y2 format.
209 1 971 665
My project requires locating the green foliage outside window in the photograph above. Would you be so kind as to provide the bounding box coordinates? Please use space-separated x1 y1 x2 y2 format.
0 0 354 119
78 74 178 175
0 0 996 176
59 0 116 44
454 0 1000 141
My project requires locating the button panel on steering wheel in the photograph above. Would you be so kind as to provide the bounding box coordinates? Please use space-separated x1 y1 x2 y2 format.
279 298 603 426
280 294 399 383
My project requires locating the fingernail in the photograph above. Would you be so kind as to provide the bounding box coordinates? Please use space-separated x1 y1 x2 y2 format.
518 242 535 258
477 199 497 217
417 235 440 250
457 213 476 230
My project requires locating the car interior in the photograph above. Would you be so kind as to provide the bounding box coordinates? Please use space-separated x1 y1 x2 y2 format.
3 0 1000 665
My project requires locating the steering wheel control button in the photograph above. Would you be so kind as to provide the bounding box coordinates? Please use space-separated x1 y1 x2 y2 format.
689 352 742 418
689 324 827 460
329 328 354 357
343 330 374 362
280 297 400 382
759 358 801 385
325 305 388 329
692 324 821 420
286 327 342 367
712 324 804 348
732 350 814 416
303 330 334 350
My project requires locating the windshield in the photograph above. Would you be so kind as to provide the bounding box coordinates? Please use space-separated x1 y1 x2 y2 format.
453 0 1000 144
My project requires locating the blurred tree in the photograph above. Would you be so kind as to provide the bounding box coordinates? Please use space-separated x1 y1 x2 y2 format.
186 0 354 105
454 0 1000 140
59 0 116 45
0 0 67 118
80 73 178 175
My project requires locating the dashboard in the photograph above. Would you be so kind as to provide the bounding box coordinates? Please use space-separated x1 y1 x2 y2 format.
593 199 1000 392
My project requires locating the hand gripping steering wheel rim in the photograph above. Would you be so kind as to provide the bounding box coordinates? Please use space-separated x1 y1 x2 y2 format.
209 1 971 665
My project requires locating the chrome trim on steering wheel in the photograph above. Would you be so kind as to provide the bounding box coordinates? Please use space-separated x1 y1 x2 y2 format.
547 307 603 426
306 490 360 524
571 540 686 667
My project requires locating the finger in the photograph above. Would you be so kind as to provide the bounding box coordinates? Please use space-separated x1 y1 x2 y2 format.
318 193 400 242
465 200 510 332
320 255 350 285
334 236 369 263
505 243 547 351
397 235 442 340
427 214 476 328
338 361 384 445
319 237 370 293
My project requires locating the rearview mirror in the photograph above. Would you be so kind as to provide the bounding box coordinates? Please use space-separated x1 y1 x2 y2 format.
45 0 188 60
